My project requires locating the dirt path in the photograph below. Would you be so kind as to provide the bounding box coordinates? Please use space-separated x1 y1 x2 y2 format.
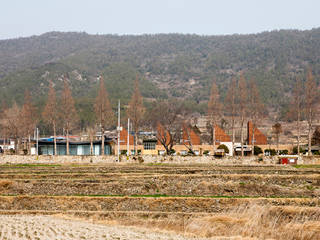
0 215 212 240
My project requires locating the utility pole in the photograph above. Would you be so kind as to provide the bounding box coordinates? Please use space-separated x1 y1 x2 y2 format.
127 118 130 157
117 100 121 162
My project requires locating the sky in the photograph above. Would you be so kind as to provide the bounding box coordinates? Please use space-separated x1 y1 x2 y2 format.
1 0 320 39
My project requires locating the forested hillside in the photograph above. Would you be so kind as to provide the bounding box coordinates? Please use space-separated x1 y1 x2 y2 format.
1 29 320 120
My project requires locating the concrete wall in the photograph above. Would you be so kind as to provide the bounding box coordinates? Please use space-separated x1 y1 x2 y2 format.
0 154 277 165
0 154 317 165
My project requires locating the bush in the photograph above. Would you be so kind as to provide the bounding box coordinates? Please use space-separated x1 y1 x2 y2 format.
264 149 276 156
120 150 127 155
254 146 263 155
292 146 305 154
169 149 176 155
279 149 288 155
217 144 229 154
203 150 209 156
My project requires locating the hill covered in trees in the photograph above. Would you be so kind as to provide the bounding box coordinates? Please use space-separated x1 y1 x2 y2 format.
1 29 320 120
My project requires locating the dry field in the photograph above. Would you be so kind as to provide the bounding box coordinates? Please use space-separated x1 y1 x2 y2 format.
0 163 318 239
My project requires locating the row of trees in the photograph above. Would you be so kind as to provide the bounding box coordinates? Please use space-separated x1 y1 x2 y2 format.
207 74 265 156
0 75 145 156
287 69 319 156
0 68 318 156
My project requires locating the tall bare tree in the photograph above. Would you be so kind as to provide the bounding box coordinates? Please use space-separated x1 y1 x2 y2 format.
207 81 222 155
248 78 264 155
0 100 8 148
238 73 248 156
148 100 182 155
288 76 304 155
86 127 96 155
2 102 22 153
60 77 79 155
127 76 145 155
42 82 58 155
20 90 37 154
94 76 114 155
272 122 282 155
225 77 237 155
305 68 318 156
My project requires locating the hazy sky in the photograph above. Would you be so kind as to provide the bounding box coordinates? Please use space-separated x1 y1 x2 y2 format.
1 0 319 39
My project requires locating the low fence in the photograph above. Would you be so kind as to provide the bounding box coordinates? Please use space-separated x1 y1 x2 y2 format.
0 154 282 165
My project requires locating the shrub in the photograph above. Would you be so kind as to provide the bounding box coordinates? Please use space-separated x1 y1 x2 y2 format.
292 146 305 154
120 150 127 155
217 144 229 154
203 150 209 156
264 149 276 156
23 149 28 155
254 146 263 155
279 149 288 155
169 149 176 155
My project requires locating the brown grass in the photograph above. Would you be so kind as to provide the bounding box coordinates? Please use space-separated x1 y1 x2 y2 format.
184 204 320 239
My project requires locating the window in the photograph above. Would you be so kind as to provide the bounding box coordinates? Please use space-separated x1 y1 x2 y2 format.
144 141 156 150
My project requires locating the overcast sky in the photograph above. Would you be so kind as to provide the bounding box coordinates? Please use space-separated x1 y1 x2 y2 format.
1 0 319 39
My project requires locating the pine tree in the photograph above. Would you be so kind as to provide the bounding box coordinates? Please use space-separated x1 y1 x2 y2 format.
94 76 114 155
238 73 248 157
288 76 304 155
42 82 58 155
60 76 79 155
126 76 145 155
208 80 222 156
305 68 318 156
248 78 264 155
225 77 237 155
20 90 37 154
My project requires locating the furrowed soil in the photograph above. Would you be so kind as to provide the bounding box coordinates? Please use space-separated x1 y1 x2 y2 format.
0 163 319 239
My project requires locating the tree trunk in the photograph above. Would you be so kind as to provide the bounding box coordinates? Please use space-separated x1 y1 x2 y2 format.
90 138 93 155
252 127 255 156
231 118 235 156
240 119 244 157
66 128 69 155
101 127 105 156
297 112 300 155
308 123 312 156
212 123 216 156
28 135 31 155
134 130 137 156
53 124 57 156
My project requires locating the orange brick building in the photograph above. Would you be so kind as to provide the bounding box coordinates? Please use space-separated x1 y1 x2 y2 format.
182 125 201 145
215 125 231 144
119 127 134 145
247 121 267 145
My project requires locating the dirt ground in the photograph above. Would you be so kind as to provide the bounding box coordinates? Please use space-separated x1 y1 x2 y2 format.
0 215 215 240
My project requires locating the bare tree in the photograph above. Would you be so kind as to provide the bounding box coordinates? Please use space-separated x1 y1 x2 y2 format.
248 78 264 155
305 68 318 156
127 76 145 155
288 76 304 155
20 90 37 154
225 77 237 155
94 76 114 155
60 77 79 155
0 100 8 148
207 81 222 155
2 102 22 153
42 82 58 155
149 100 182 155
272 123 282 155
86 126 96 155
238 73 248 157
